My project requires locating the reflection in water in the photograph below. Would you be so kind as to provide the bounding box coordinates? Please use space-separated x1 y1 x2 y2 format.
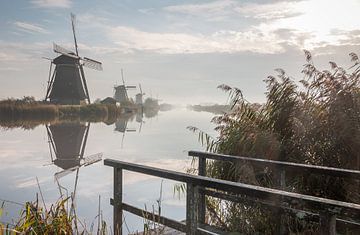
46 122 89 170
115 109 158 147
46 121 102 197
0 108 211 234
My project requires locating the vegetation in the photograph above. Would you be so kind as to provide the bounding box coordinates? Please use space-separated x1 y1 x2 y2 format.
0 97 125 129
189 50 360 234
0 196 107 234
188 104 231 114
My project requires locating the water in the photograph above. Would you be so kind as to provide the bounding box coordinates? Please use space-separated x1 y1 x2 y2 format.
0 108 216 233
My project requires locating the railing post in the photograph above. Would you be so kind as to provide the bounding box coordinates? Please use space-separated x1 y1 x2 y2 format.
114 167 123 235
198 157 206 224
319 212 336 235
186 183 199 235
275 168 286 235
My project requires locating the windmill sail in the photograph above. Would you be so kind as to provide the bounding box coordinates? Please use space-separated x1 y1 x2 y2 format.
53 43 78 58
54 152 102 180
71 13 79 56
83 57 103 71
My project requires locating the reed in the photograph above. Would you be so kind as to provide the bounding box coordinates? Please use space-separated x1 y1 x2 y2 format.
0 97 125 129
0 197 108 234
188 50 360 234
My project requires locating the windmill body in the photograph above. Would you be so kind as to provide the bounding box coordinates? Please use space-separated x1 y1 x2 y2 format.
135 93 143 105
48 54 87 105
114 85 128 103
113 69 136 104
45 13 102 105
135 83 145 105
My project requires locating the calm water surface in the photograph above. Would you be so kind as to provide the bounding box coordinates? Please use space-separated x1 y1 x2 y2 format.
0 108 216 233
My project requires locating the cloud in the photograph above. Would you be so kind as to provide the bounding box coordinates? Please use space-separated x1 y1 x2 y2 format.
252 0 360 50
235 1 303 20
164 0 235 15
161 0 360 52
31 0 71 8
107 26 285 54
163 0 236 21
14 21 49 34
138 8 155 15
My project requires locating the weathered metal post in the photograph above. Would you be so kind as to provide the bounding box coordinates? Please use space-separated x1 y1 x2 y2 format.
198 157 206 224
319 212 336 235
114 167 123 235
186 183 199 235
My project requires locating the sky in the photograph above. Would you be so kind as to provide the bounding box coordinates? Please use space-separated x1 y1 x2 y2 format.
1 0 360 104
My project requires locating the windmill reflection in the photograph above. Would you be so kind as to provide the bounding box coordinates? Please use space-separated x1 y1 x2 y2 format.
46 121 102 198
115 114 137 148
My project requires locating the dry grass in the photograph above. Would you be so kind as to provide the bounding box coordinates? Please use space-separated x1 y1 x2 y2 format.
0 97 125 129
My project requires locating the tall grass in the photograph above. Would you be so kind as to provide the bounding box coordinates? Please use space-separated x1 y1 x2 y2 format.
189 50 360 234
0 97 58 119
0 195 108 234
0 97 124 129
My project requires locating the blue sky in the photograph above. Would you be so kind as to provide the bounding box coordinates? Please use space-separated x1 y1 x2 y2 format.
1 0 360 104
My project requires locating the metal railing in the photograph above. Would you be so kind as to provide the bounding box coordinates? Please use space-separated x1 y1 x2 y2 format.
104 151 360 235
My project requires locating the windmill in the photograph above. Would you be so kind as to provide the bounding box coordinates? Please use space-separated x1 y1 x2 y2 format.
113 69 136 104
135 83 145 105
44 13 103 105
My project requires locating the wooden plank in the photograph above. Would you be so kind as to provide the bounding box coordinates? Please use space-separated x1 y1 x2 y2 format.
319 212 336 235
186 183 198 235
113 168 123 235
110 199 187 233
104 159 360 221
202 188 360 227
198 157 206 224
188 151 360 180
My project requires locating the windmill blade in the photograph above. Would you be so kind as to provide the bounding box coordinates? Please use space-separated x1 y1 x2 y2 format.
82 57 103 71
53 43 75 55
139 83 143 94
83 152 103 166
126 85 136 89
121 68 125 85
71 13 79 56
55 165 80 180
42 57 53 61
53 43 79 59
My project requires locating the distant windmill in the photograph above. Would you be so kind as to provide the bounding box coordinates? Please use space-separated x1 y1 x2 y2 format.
135 83 146 105
44 13 103 105
114 69 136 103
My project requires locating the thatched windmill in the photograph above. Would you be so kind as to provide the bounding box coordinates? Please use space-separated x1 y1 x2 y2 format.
45 13 103 105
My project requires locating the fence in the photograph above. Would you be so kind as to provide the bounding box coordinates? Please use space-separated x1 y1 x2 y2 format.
104 151 360 235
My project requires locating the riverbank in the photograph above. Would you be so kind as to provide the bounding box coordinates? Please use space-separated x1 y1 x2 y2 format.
0 97 138 129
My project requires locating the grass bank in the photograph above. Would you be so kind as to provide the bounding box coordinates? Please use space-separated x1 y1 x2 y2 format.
0 97 133 129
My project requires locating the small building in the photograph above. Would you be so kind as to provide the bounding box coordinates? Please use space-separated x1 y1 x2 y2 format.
100 97 117 105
